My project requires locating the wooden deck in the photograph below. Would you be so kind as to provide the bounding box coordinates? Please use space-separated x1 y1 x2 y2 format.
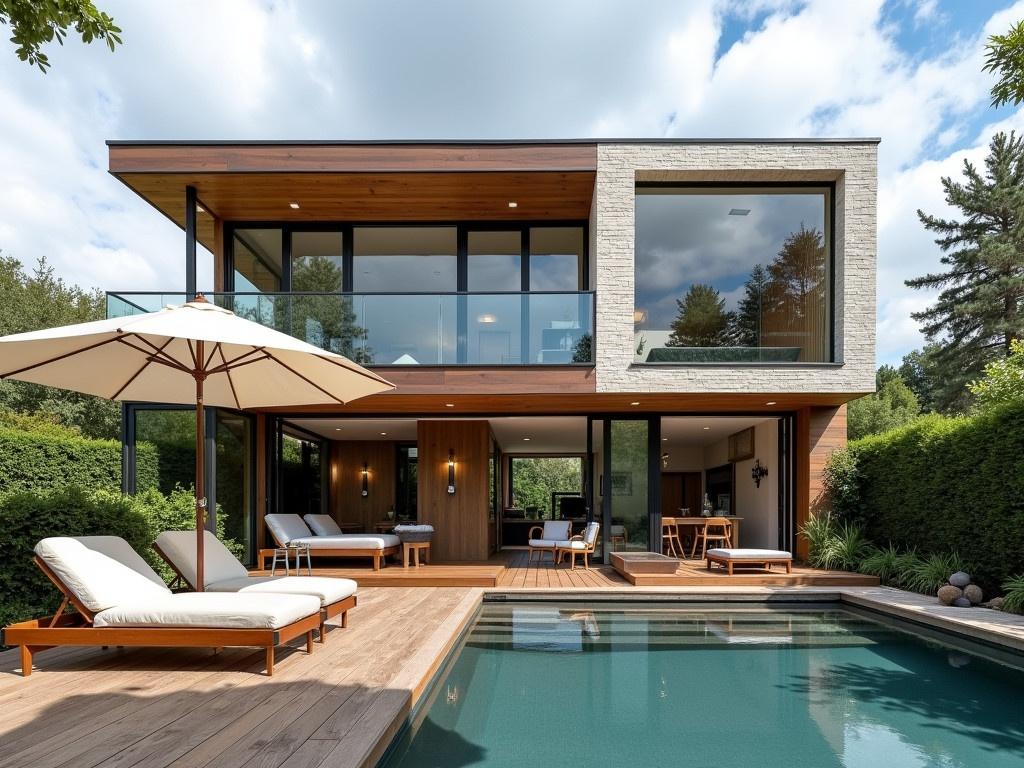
0 587 480 768
251 561 506 587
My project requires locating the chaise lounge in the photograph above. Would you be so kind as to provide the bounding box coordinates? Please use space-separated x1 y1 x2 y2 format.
154 530 357 643
2 536 322 677
705 548 793 575
262 514 401 571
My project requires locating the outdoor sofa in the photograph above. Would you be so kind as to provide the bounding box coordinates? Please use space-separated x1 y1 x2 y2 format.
262 514 401 571
1 536 322 677
154 529 357 642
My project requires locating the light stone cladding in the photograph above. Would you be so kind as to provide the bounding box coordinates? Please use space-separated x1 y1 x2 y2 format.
593 141 877 395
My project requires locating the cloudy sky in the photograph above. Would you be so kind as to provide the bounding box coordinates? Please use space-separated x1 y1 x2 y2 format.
1 0 1022 364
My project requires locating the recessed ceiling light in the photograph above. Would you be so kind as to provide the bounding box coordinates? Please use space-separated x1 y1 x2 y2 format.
445 403 455 408
289 202 300 209
729 208 750 216
380 431 387 436
662 437 668 441
630 401 640 406
335 427 342 431
508 201 518 208
702 426 711 431
523 437 531 441
477 313 497 324
766 401 777 406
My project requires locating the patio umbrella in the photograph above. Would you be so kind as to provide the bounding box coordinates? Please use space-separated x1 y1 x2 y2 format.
0 296 393 589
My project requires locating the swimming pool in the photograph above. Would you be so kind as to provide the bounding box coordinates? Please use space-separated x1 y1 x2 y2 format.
381 602 1024 768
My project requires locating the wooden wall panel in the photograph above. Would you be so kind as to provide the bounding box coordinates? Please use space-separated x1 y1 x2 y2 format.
417 420 491 562
794 405 846 560
329 441 396 531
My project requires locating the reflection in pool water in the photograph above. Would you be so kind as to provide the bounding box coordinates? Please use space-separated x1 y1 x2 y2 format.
381 604 1024 768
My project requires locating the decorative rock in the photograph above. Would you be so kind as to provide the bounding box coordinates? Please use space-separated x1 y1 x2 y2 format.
937 585 963 605
963 584 983 605
948 571 971 588
985 597 1005 611
952 597 971 608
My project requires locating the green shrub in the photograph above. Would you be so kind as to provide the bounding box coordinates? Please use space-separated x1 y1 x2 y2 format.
823 400 1024 593
893 550 925 590
859 543 904 586
0 425 158 495
1002 574 1024 614
800 513 836 569
0 485 242 631
904 551 966 596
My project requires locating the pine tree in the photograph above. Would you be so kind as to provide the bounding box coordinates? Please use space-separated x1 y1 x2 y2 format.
765 224 827 328
908 131 1024 410
733 264 769 346
666 284 734 347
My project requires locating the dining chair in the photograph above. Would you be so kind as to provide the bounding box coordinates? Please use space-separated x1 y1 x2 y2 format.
690 517 732 559
661 520 684 558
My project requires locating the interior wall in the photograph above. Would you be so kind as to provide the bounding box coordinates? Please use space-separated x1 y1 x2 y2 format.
329 440 396 531
418 420 492 561
730 421 779 549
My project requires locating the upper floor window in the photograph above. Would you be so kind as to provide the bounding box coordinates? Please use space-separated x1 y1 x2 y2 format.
353 227 457 292
530 227 584 291
233 228 282 292
291 231 344 291
634 186 831 364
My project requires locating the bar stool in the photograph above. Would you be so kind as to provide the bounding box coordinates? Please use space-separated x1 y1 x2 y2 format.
661 520 684 558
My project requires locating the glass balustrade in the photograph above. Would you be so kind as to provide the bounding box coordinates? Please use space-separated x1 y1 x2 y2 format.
106 291 595 366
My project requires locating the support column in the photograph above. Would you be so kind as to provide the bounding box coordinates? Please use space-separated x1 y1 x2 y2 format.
185 185 197 300
795 405 847 560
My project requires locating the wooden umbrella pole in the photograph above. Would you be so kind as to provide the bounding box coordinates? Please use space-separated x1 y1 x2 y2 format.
195 339 206 592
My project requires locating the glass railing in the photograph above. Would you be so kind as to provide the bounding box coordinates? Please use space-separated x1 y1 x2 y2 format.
107 291 595 366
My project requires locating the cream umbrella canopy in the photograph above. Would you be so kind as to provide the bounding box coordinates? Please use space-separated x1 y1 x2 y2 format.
0 296 393 589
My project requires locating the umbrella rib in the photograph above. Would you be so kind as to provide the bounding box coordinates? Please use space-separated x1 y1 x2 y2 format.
109 337 174 400
263 351 346 404
204 343 220 372
118 336 191 373
0 334 125 379
210 346 267 371
218 345 242 410
205 353 271 376
186 339 199 370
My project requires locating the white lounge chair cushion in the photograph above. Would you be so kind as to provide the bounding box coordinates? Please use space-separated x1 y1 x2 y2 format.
559 540 590 551
93 592 319 630
528 539 561 548
265 514 314 546
304 514 343 536
207 576 358 606
73 536 167 586
539 521 571 540
155 530 248 588
288 534 400 550
583 522 600 546
706 548 792 560
35 537 171 613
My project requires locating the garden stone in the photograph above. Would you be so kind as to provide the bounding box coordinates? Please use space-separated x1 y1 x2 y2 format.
985 597 1005 611
952 597 971 608
937 585 962 606
948 571 971 588
963 584 983 605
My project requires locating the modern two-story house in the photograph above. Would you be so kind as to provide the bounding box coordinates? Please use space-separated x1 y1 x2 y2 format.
107 138 877 566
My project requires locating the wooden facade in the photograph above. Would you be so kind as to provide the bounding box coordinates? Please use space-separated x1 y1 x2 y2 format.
329 441 398 531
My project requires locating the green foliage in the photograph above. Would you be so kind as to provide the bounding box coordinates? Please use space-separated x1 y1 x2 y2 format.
800 513 836 569
571 333 593 363
733 264 770 346
985 19 1024 108
666 284 734 347
1001 574 1024 614
904 551 966 596
899 345 950 413
823 400 1024 593
0 0 121 72
0 424 158 496
908 132 1024 411
0 255 119 438
510 457 583 517
858 543 904 586
800 515 872 571
0 485 242 630
847 375 921 440
968 338 1024 411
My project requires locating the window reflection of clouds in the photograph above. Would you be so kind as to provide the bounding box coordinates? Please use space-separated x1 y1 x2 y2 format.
635 192 825 329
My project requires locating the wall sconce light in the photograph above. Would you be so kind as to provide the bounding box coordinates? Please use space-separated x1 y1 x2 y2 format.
751 459 768 488
447 450 456 495
661 452 669 469
361 462 369 497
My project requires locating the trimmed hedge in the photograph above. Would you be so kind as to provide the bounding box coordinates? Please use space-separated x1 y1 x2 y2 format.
827 400 1024 593
0 485 242 631
0 426 158 495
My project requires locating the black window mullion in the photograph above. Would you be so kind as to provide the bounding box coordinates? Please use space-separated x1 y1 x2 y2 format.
281 228 293 292
342 224 354 293
520 227 530 364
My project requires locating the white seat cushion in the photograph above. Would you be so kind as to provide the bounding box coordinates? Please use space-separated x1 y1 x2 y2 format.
156 530 248 588
93 592 320 630
582 522 600 546
73 536 167 586
304 514 343 536
393 524 434 533
707 548 792 560
207 576 358 606
265 514 314 546
559 540 589 551
35 537 171 613
289 534 399 550
539 521 571 540
528 539 560 548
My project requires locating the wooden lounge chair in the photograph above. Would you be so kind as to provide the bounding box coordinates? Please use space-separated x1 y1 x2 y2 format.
555 522 601 570
261 514 401 571
706 548 793 575
527 520 572 564
154 530 357 643
1 537 321 677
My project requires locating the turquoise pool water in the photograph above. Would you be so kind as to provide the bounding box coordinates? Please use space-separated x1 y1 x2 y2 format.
381 603 1024 768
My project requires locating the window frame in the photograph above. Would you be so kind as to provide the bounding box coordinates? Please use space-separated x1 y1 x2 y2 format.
633 181 836 366
507 453 586 519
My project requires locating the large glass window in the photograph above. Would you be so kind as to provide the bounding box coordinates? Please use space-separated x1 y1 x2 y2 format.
634 187 831 363
529 227 584 291
509 456 584 519
608 420 649 552
279 431 323 518
215 412 254 563
232 228 282 292
468 230 522 292
291 231 344 291
353 227 457 292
